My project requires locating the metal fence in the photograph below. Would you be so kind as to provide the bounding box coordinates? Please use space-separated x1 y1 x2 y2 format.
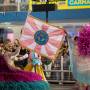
44 57 76 84
44 70 76 84
43 25 84 84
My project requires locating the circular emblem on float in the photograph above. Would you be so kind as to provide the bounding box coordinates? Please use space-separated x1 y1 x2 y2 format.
34 30 49 45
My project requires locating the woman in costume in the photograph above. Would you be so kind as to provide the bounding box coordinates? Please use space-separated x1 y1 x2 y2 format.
2 39 21 68
0 28 50 90
24 51 47 81
14 46 29 70
0 52 50 90
68 25 90 90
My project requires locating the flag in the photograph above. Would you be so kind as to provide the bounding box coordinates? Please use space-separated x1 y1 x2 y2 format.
20 16 65 59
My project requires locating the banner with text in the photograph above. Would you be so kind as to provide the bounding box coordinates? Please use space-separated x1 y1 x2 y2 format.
29 0 90 10
57 0 90 10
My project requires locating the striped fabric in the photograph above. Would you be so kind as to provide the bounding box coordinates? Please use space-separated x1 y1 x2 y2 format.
20 16 65 59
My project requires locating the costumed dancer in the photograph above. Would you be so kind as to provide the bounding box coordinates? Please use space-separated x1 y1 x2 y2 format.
68 24 90 90
0 54 50 90
42 56 52 78
24 51 47 81
9 39 29 70
0 30 51 90
14 46 29 70
2 39 20 68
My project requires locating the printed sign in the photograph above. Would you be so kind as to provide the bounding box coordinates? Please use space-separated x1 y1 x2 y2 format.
29 0 90 11
57 0 90 10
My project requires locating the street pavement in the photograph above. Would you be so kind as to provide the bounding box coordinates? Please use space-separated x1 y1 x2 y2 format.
51 84 78 90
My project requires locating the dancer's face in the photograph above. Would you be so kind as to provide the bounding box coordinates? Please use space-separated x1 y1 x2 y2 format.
74 36 78 45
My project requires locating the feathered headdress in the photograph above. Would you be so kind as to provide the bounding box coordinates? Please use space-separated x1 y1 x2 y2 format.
78 24 90 56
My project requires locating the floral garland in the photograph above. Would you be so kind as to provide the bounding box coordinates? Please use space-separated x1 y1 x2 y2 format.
78 24 90 56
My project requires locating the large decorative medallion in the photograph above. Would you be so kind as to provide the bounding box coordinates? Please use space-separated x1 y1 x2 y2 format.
34 30 49 45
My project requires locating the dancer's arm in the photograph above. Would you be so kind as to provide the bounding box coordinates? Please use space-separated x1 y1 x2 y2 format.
10 46 21 59
4 52 21 70
19 53 29 60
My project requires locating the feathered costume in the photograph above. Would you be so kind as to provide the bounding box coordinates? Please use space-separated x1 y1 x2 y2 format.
24 51 46 81
0 54 50 90
68 24 90 85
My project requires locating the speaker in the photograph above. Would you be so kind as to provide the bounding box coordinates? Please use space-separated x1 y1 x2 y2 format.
32 4 56 12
